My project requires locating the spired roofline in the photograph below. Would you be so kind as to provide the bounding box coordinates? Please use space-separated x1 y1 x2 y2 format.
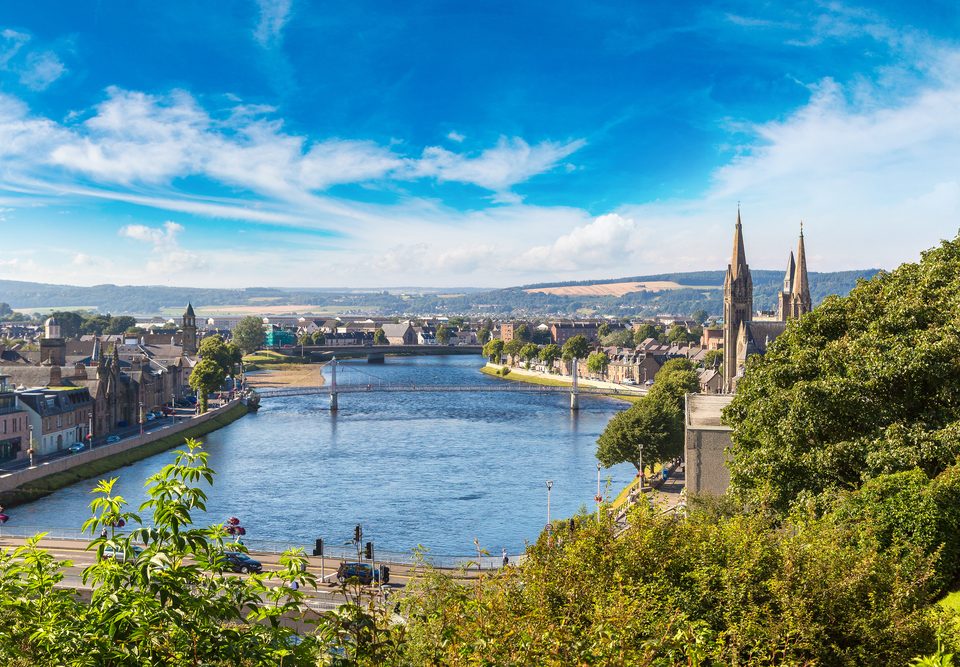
792 223 809 298
729 207 748 280
783 250 796 292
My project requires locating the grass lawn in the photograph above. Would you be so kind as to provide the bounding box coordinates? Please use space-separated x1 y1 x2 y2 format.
480 365 642 404
939 589 960 612
243 350 305 365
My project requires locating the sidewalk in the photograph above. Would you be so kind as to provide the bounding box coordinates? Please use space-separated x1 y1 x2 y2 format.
486 363 647 394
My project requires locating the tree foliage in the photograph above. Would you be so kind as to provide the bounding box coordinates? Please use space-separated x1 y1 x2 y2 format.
561 334 589 361
586 350 609 376
726 235 960 512
188 358 225 413
435 324 451 345
538 343 562 369
373 327 387 345
482 338 503 363
231 316 265 355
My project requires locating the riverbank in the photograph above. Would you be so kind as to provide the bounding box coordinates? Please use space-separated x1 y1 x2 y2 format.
480 364 645 403
245 363 324 389
0 400 250 507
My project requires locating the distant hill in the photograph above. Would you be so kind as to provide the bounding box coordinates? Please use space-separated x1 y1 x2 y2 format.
0 269 879 319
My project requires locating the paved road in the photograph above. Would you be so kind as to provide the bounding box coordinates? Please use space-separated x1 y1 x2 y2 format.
0 535 482 611
0 406 200 474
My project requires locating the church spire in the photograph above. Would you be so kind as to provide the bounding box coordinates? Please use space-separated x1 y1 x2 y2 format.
730 206 748 279
792 222 809 298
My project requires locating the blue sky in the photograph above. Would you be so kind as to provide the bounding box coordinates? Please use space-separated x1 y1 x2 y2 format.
0 1 958 288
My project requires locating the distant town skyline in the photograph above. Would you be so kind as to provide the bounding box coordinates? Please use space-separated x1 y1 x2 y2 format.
0 1 957 288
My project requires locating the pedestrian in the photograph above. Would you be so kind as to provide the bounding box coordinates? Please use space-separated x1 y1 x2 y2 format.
100 527 107 539
502 548 509 567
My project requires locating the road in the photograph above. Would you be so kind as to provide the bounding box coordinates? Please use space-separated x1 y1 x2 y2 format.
0 405 200 474
0 535 482 612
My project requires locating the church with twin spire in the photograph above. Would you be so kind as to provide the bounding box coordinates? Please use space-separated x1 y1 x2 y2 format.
722 210 811 393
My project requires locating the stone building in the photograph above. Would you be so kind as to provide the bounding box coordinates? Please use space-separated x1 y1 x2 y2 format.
684 394 735 495
17 387 93 456
0 374 28 462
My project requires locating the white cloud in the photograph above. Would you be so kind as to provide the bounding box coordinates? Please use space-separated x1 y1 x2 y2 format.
0 29 29 68
254 0 292 48
412 136 586 193
119 221 183 246
516 214 643 272
20 51 65 90
446 130 465 142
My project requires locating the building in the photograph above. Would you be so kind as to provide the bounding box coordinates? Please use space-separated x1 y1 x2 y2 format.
39 317 66 366
700 327 723 351
549 321 600 345
684 394 735 495
182 304 198 355
264 324 296 348
380 323 416 345
17 387 93 456
0 374 28 462
722 211 810 392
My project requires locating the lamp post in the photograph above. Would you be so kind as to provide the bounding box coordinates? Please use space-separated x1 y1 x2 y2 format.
545 480 553 528
88 411 93 449
638 443 644 491
27 424 34 467
171 392 176 425
595 463 602 523
139 401 144 437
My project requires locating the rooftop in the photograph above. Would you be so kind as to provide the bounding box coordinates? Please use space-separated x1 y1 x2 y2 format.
686 394 734 430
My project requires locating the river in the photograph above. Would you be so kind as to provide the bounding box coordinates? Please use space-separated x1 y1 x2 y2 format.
12 356 634 557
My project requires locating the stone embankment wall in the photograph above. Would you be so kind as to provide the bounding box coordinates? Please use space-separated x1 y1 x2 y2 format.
0 399 250 505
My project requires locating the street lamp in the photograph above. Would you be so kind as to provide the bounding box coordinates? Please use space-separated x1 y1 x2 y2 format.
27 424 34 467
139 401 144 437
87 411 93 449
595 463 602 523
545 480 553 528
171 392 176 425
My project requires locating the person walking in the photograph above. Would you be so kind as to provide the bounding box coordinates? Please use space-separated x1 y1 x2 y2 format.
502 548 509 567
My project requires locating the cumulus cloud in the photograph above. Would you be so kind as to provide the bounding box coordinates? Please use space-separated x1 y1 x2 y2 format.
118 221 206 275
254 0 293 48
446 130 465 142
119 220 183 246
516 214 643 271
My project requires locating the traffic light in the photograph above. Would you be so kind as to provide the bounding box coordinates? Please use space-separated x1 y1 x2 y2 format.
364 541 373 560
312 538 324 557
353 524 362 543
380 565 390 584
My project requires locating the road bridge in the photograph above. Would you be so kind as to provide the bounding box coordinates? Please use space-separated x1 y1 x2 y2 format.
286 344 483 363
252 357 646 411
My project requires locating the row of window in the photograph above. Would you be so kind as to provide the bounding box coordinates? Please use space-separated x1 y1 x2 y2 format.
1 415 25 435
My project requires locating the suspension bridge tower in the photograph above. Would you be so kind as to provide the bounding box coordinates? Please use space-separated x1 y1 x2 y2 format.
329 357 338 412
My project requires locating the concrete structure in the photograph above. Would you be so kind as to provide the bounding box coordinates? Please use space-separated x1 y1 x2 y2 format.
39 317 67 366
182 304 198 356
684 393 734 495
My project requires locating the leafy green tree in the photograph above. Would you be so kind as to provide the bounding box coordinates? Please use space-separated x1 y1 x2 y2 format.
601 329 634 348
80 313 112 335
373 328 387 345
632 323 659 345
691 308 709 324
561 334 589 361
514 323 531 342
725 235 960 513
503 338 524 364
477 327 491 345
519 343 539 367
596 395 682 472
188 358 225 413
667 324 692 344
703 349 723 368
538 343 562 370
436 324 451 345
0 302 11 316
482 339 503 363
298 332 312 346
48 311 85 338
597 322 611 338
586 350 609 377
105 315 137 334
311 331 326 345
231 316 265 354
199 335 242 375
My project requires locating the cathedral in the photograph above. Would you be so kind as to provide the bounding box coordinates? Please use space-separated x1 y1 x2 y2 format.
722 210 811 393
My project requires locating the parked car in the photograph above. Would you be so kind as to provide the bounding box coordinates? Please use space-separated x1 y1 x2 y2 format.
621 379 637 385
68 442 86 454
219 551 262 574
102 544 144 563
106 435 121 444
145 412 156 421
337 562 389 585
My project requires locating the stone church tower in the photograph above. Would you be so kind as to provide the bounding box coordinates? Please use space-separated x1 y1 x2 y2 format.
777 225 812 321
182 303 198 356
39 316 67 366
723 209 752 394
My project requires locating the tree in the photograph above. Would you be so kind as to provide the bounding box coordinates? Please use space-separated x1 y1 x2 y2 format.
199 335 242 375
503 338 524 364
298 332 312 346
596 396 682 472
667 324 692 344
232 316 265 355
188 358 225 413
48 311 85 338
105 315 137 334
436 324 451 345
601 329 634 348
477 327 491 345
691 308 709 325
632 324 659 346
597 323 611 338
311 331 326 345
80 314 112 335
726 234 960 513
514 324 531 342
0 302 11 316
561 335 589 361
703 349 723 369
586 351 609 378
519 343 539 368
373 328 387 345
538 343 562 370
482 339 504 363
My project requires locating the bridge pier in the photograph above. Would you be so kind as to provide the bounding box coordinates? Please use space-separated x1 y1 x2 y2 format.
329 356 339 412
367 352 385 363
570 357 580 411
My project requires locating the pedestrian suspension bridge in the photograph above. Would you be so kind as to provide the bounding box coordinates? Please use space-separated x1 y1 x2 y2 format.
252 357 646 411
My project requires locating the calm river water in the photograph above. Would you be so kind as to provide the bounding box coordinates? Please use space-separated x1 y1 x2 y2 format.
13 356 634 557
